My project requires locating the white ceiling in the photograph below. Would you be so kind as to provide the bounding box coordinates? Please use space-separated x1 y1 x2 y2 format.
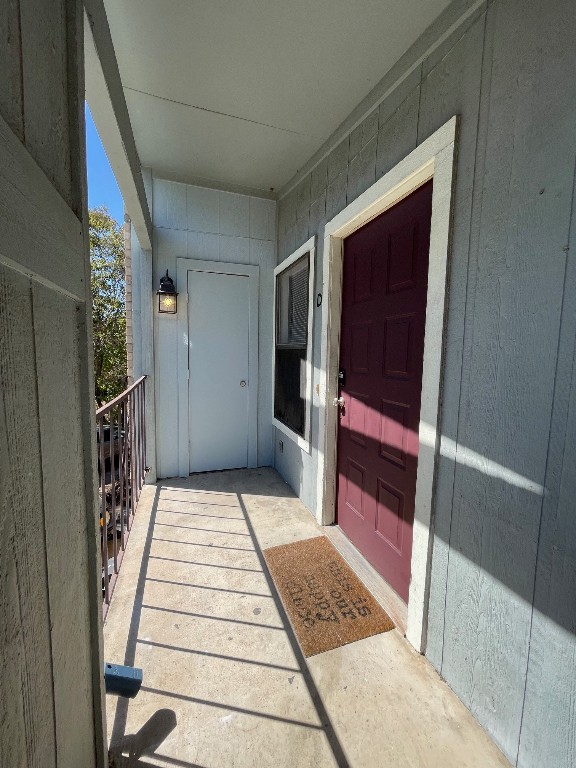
104 0 451 194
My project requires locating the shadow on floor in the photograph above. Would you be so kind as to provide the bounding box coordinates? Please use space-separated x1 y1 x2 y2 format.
108 469 350 767
109 708 177 766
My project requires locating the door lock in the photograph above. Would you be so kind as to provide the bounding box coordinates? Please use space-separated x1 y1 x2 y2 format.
333 396 345 410
240 380 247 387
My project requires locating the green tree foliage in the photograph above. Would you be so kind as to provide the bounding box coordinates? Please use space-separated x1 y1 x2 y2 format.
90 207 127 406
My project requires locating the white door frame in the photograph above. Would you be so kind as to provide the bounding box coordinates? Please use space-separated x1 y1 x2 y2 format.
176 258 259 477
316 116 458 651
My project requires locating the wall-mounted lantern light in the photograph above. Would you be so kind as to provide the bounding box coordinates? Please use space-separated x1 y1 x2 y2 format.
157 270 178 314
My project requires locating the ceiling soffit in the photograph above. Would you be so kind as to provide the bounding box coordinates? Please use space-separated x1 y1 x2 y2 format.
104 0 452 193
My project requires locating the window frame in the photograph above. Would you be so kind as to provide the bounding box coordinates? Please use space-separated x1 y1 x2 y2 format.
272 236 315 452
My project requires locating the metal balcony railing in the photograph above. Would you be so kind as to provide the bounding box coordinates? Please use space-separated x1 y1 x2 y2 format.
96 375 147 618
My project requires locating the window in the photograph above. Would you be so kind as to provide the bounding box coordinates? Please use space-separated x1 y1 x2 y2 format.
273 237 315 449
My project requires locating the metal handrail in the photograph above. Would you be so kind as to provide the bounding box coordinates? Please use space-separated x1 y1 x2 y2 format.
97 375 148 618
96 375 147 416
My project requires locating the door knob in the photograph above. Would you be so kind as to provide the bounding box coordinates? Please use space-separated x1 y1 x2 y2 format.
240 380 247 387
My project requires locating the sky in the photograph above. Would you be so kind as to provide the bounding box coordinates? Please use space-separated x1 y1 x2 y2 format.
85 103 124 224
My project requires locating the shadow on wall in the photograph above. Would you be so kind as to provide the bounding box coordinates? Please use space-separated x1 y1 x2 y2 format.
332 408 573 638
274 430 305 505
272 389 321 507
275 378 572 641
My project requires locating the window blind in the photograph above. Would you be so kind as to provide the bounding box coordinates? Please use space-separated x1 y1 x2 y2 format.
288 267 308 346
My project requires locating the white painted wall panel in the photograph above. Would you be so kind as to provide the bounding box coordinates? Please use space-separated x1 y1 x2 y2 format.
153 226 186 479
187 230 220 262
220 235 250 264
249 238 275 268
152 180 276 473
220 191 250 236
130 226 143 378
129 222 157 480
154 178 187 230
252 238 276 465
250 196 276 240
187 184 219 233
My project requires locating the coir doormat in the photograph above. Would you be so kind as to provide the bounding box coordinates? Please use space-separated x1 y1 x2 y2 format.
263 536 394 657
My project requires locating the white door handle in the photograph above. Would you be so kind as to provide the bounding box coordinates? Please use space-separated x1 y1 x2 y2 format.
333 396 345 408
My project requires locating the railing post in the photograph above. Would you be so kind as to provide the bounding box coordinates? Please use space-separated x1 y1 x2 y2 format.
110 404 118 576
123 398 130 537
96 376 147 618
98 413 109 607
118 400 125 552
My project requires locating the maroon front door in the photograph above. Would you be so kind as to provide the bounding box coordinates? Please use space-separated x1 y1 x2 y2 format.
336 181 433 602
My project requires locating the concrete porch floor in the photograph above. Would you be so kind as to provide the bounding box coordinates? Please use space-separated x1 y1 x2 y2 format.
104 468 510 768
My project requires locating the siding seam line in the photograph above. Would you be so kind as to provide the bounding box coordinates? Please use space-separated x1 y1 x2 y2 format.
17 0 25 142
439 7 489 676
30 282 59 766
415 62 423 148
514 150 576 766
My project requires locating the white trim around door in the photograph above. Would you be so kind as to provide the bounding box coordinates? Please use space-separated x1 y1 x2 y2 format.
316 116 458 652
175 258 259 477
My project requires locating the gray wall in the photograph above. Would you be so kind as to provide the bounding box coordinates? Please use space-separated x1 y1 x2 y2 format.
275 0 576 765
0 1 105 766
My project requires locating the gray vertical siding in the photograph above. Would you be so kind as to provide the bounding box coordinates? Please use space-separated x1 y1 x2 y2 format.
275 0 576 764
0 1 104 766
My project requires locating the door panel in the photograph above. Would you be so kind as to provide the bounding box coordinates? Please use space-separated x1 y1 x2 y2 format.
336 181 433 602
188 270 250 472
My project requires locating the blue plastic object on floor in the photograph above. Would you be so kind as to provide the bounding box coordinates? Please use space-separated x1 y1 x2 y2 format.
104 662 143 698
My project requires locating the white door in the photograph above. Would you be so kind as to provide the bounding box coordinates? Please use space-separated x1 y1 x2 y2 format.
188 269 250 472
